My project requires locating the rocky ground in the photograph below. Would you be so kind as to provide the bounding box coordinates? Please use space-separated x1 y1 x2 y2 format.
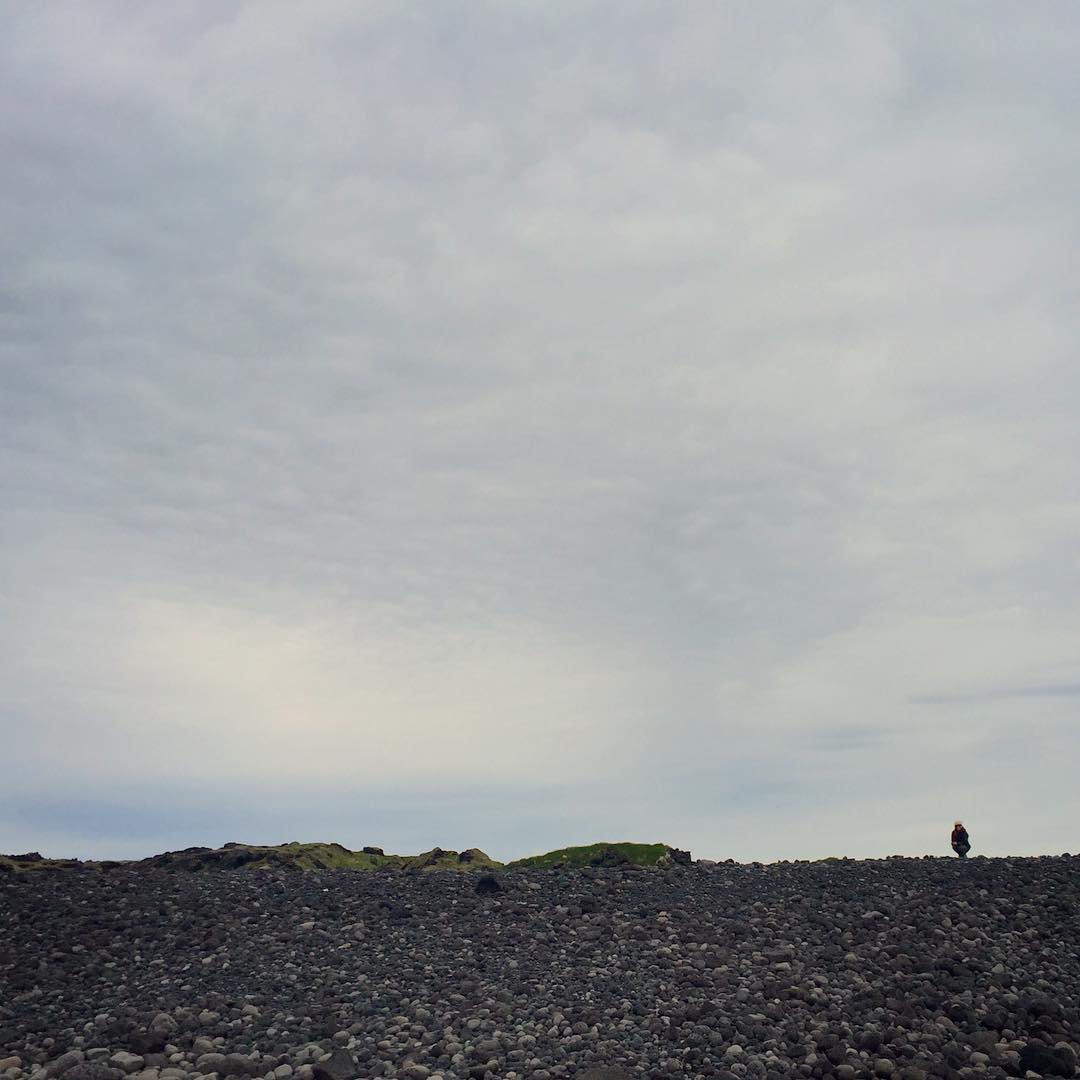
2 856 1079 1080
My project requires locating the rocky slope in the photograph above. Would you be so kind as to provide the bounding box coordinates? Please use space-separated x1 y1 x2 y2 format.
507 844 690 870
1 842 687 875
136 844 502 874
0 845 500 875
2 856 1079 1080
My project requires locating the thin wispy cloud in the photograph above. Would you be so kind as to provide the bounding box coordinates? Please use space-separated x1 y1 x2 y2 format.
912 682 1080 705
2 3 1080 862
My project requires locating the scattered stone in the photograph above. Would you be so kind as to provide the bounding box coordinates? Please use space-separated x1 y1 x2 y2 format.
46 1053 84 1078
107 1056 143 1075
64 1066 123 1080
3 856 1080 1080
148 1016 176 1037
310 1048 353 1080
221 1055 256 1078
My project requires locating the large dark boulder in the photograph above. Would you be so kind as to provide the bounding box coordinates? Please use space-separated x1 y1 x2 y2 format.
216 848 260 869
1019 1042 1077 1077
65 1066 123 1080
126 1031 166 1055
45 1051 84 1077
312 1047 357 1080
474 874 502 895
376 899 413 920
221 1054 258 1077
590 847 631 868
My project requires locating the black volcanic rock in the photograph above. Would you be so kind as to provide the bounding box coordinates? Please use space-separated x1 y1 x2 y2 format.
588 846 631 867
3 856 1080 1080
125 1030 166 1055
1019 1041 1077 1076
474 873 502 895
63 1066 122 1080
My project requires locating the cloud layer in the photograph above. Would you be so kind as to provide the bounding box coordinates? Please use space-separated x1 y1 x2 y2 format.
3 3 1080 861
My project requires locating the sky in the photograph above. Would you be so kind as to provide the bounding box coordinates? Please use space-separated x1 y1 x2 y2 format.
2 2 1080 864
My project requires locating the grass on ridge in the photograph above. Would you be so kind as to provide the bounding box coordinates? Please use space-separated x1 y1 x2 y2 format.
508 842 672 869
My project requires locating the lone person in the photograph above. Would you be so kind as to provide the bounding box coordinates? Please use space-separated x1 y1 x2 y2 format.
951 820 971 858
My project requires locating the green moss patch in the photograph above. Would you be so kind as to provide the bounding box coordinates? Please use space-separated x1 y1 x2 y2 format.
507 842 673 869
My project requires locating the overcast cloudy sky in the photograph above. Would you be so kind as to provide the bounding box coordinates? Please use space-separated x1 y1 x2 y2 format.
3 3 1079 863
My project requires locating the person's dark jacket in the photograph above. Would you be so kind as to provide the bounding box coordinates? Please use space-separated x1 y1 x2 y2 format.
951 826 970 856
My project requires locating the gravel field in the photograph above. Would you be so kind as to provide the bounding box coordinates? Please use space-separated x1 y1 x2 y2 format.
2 856 1079 1080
